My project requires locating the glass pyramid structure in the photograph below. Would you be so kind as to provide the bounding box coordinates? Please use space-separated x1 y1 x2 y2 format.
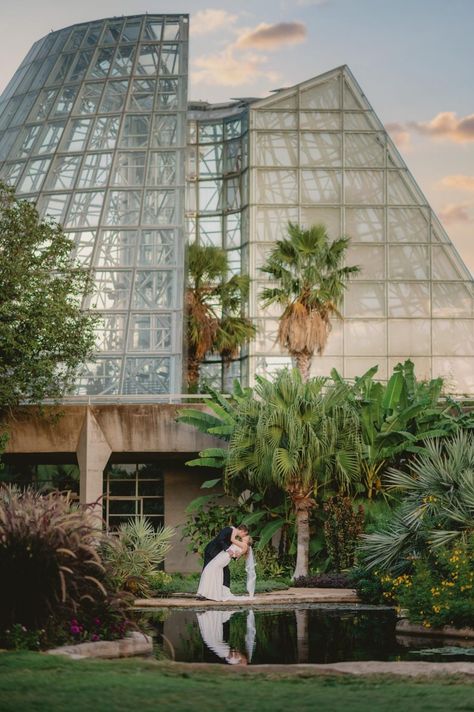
0 18 472 397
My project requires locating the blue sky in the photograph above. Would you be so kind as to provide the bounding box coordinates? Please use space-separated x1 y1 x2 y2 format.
0 0 473 274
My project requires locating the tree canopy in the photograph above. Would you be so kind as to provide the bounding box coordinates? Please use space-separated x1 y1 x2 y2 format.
0 183 96 413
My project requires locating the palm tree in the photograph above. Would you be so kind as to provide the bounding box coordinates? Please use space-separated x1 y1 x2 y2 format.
186 243 256 391
259 223 359 381
225 369 362 578
361 430 474 573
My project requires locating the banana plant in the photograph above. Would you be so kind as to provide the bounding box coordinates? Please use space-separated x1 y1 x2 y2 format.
332 359 469 499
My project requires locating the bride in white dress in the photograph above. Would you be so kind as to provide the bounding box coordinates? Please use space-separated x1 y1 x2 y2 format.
197 534 255 601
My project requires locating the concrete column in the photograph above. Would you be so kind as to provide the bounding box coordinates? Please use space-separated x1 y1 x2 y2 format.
76 408 112 526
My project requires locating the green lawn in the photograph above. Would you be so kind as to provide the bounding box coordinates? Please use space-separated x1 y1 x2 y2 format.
151 573 290 597
0 653 473 712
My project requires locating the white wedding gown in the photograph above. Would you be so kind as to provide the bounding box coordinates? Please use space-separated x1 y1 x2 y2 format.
197 546 256 602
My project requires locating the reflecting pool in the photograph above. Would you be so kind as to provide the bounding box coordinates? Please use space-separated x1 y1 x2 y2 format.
140 604 466 665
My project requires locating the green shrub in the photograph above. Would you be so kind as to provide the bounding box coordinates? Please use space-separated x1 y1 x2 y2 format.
146 570 173 594
323 495 365 571
102 518 174 597
182 496 242 558
349 566 390 605
387 542 474 629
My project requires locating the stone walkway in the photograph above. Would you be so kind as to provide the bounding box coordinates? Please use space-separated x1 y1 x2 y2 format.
135 587 359 608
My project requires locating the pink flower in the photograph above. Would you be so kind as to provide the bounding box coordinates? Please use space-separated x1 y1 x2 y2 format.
91 633 100 642
70 625 81 635
93 618 101 626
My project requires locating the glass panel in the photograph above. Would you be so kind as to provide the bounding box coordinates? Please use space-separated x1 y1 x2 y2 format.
299 111 341 130
50 86 79 117
157 78 179 110
48 54 75 86
301 169 341 204
346 244 385 280
388 171 423 205
74 82 104 114
15 125 41 157
300 132 341 167
255 132 297 166
143 190 177 224
345 170 384 204
120 114 150 147
388 208 429 243
89 47 114 79
254 112 297 130
46 154 81 190
68 51 93 82
432 358 474 394
0 128 20 161
198 180 223 212
129 314 172 351
344 357 388 381
77 152 112 187
138 230 176 265
256 169 297 204
38 192 69 222
94 314 126 351
300 78 340 109
76 359 121 395
110 46 135 77
144 19 163 41
0 161 25 186
198 215 222 247
344 283 386 317
344 112 378 130
255 207 299 241
111 151 146 186
133 271 174 308
66 190 105 227
225 213 241 248
147 151 176 184
432 319 474 356
162 21 180 41
300 207 340 238
198 143 223 176
344 320 386 355
389 245 429 279
89 116 120 149
123 358 170 394
128 79 156 111
345 133 385 167
17 158 51 193
104 190 141 225
432 282 473 317
198 122 222 144
100 80 128 112
388 282 430 317
160 45 180 75
36 122 65 154
96 230 137 267
92 270 132 309
225 177 241 211
388 319 430 356
224 138 243 173
136 45 160 75
70 230 96 265
30 89 58 121
102 21 123 45
345 207 384 242
122 19 142 43
60 118 92 152
83 23 103 47
431 246 467 280
152 115 177 146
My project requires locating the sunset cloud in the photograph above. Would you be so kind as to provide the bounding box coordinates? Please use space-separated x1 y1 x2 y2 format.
439 203 472 224
236 22 307 50
408 112 474 143
385 122 411 149
191 9 238 36
192 46 278 87
439 174 474 192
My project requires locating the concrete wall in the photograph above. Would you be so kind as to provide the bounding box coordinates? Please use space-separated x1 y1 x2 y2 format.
3 404 224 572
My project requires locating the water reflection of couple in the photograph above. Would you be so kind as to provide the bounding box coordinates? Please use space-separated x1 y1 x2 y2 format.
197 610 256 665
197 524 256 601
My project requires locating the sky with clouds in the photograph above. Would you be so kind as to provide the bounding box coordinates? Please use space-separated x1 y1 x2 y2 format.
0 0 472 275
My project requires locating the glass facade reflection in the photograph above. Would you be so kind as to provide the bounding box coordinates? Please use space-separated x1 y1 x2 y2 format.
0 14 188 396
0 23 472 397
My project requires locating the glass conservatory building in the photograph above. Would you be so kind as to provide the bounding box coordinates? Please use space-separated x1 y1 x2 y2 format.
0 13 473 397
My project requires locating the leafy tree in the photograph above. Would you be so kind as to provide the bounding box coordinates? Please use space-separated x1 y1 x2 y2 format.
0 183 96 415
259 223 359 381
185 243 256 391
361 430 474 573
332 359 472 499
225 369 362 578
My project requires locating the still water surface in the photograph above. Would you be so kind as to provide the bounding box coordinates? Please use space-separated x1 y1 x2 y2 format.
142 605 468 665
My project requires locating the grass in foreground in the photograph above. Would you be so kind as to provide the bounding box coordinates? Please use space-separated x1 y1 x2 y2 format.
152 573 290 597
0 652 473 712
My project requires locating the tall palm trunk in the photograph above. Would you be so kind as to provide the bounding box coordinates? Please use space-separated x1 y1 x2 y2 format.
293 495 312 578
294 351 312 382
186 352 201 392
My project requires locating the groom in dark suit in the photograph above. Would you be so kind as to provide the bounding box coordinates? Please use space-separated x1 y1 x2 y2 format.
202 524 249 590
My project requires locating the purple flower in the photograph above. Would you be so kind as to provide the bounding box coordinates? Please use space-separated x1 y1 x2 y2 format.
70 625 81 635
93 618 101 626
